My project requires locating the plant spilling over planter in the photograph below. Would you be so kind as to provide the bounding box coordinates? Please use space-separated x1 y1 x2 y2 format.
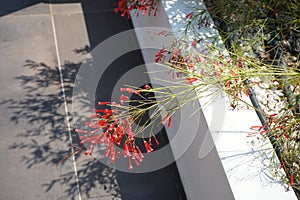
200 0 299 195
73 0 299 196
113 0 160 18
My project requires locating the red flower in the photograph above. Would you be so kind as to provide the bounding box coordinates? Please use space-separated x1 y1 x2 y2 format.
157 30 166 36
98 101 110 106
185 12 193 19
136 146 144 159
132 156 140 167
75 129 87 133
120 94 129 105
79 135 88 140
84 150 89 156
144 140 153 153
196 55 202 62
155 49 166 62
214 70 221 76
247 132 259 137
191 40 197 47
187 77 198 84
128 157 133 170
123 143 131 158
230 70 238 77
162 113 169 124
144 84 151 89
290 174 294 185
120 87 138 94
243 87 249 97
167 116 172 128
250 125 265 131
279 162 285 169
153 135 159 145
125 122 133 140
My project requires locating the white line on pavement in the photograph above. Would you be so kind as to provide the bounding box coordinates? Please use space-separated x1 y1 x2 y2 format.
49 4 82 200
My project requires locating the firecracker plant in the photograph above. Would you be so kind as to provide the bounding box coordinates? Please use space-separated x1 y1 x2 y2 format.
74 0 299 196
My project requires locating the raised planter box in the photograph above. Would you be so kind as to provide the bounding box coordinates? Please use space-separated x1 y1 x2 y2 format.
129 0 298 199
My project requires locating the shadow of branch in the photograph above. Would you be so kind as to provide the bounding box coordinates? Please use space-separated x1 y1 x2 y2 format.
1 48 120 198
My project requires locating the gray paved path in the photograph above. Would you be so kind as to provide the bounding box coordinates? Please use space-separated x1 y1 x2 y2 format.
0 1 186 200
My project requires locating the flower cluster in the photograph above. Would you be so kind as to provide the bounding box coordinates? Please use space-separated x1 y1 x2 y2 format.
154 40 254 110
76 85 164 170
114 0 160 19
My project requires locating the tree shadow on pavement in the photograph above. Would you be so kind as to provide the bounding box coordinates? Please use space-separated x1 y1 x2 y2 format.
2 50 121 199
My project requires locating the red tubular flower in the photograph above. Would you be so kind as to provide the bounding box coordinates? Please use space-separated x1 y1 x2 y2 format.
110 147 116 163
120 87 137 94
88 145 94 155
125 122 133 140
214 61 221 67
250 125 265 131
83 145 94 156
148 135 152 144
123 143 131 158
143 141 153 153
201 68 205 75
157 30 166 36
187 77 198 84
155 49 166 62
144 84 151 89
98 101 110 106
236 62 242 68
128 5 136 11
132 156 140 167
290 174 294 185
230 70 238 77
167 116 172 128
89 127 102 135
133 148 142 162
79 135 88 140
173 49 179 57
196 55 202 62
98 120 107 127
84 150 89 156
191 40 197 47
114 7 121 13
120 94 129 105
247 132 259 137
214 70 221 76
225 81 231 89
128 156 133 170
104 149 110 158
75 129 87 133
252 81 260 85
153 135 159 145
243 87 249 97
90 114 100 119
136 146 144 159
80 137 94 144
162 113 169 124
185 12 193 19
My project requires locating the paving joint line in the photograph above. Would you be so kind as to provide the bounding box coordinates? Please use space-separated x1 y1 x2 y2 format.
49 4 82 200
8 9 115 17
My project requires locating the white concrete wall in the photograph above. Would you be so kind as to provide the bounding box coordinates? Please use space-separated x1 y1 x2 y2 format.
130 2 234 200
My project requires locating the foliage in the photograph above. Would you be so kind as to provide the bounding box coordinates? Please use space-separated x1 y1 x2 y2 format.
77 0 300 195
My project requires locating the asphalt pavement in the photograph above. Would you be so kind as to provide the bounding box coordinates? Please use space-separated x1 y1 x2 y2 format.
0 1 186 200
